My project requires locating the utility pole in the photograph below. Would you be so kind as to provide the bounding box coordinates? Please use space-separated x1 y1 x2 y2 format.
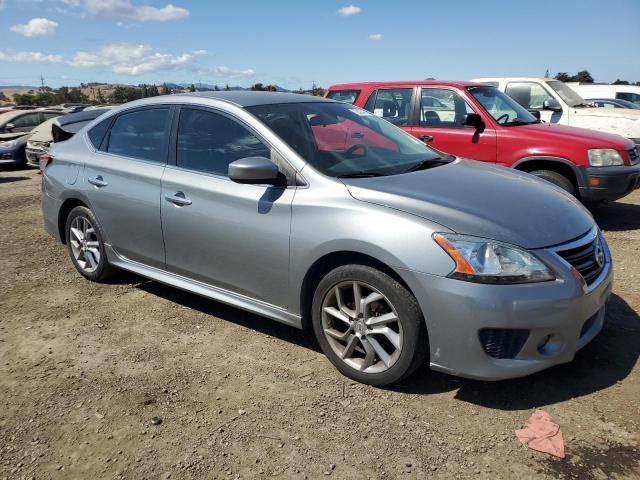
40 75 45 91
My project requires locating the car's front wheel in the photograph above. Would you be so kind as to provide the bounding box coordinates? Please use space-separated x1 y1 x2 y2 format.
65 206 114 282
311 264 427 386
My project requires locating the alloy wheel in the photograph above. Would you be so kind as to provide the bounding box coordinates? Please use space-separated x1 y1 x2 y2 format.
69 216 101 273
321 281 403 374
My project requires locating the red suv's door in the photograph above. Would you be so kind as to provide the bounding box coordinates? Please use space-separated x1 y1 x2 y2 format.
410 87 497 163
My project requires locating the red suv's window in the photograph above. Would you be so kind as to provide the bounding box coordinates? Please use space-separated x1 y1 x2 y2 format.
326 90 360 104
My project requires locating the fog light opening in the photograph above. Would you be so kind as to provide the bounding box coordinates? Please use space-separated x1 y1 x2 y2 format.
537 334 561 356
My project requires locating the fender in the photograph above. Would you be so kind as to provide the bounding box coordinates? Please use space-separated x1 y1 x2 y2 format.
512 156 585 188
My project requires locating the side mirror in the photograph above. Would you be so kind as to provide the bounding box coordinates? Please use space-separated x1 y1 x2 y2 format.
463 113 485 133
543 99 562 112
4 122 15 132
228 157 282 185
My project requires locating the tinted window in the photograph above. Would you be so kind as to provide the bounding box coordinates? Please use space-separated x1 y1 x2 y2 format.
363 88 413 126
42 112 60 121
326 90 360 104
420 88 474 127
177 108 270 176
505 82 553 109
12 113 41 128
88 118 111 149
616 92 640 104
107 108 169 162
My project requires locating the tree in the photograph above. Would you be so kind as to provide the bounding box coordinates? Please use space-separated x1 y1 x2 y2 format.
96 89 106 104
554 72 571 82
224 84 230 91
148 84 160 97
160 83 170 95
574 70 594 83
0 91 7 102
214 84 220 91
188 84 196 92
613 79 630 85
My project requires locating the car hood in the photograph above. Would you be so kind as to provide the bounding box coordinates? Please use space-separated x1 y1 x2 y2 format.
516 122 635 149
569 107 640 138
342 160 595 249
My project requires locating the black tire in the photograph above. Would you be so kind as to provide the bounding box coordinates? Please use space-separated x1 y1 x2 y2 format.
529 169 576 196
65 206 114 282
311 264 427 386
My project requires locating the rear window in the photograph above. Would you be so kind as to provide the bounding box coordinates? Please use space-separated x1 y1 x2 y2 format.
326 90 360 104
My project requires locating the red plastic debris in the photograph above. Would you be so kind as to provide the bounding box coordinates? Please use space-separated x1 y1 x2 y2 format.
515 410 565 459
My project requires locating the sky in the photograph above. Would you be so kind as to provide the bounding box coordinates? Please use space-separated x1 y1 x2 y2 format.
0 0 639 89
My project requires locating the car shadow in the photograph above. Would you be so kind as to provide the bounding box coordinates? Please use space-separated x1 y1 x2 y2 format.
394 293 639 410
118 274 637 409
594 200 640 231
135 279 320 353
0 175 30 184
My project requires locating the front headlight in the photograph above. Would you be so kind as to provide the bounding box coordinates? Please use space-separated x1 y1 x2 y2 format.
588 149 624 167
433 233 555 284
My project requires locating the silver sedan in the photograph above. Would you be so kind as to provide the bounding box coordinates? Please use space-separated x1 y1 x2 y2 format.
41 92 612 386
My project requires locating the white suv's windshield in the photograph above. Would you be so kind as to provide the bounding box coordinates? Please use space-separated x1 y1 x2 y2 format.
247 102 446 178
468 86 539 126
547 81 589 108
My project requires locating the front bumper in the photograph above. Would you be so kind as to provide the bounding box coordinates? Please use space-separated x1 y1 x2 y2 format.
0 146 25 165
577 163 640 202
401 234 613 381
25 146 46 167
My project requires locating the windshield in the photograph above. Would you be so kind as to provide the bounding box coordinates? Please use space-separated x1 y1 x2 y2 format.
547 81 588 107
467 86 538 125
246 102 443 177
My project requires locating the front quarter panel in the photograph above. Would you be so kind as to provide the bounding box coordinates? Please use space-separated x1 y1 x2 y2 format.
288 179 456 313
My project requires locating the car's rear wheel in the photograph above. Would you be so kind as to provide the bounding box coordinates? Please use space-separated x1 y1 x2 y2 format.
65 206 114 282
311 264 426 386
529 169 576 196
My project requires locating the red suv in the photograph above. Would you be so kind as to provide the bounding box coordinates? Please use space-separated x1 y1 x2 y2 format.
326 81 640 203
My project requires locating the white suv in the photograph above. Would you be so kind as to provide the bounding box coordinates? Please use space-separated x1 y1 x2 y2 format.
472 77 640 147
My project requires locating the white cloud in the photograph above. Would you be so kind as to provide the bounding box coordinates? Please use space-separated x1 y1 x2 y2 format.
337 4 361 16
368 33 382 40
68 0 189 22
0 50 64 64
10 18 59 37
208 65 255 79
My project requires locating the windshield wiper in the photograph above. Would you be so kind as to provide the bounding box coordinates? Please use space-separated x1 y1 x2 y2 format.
336 171 389 178
404 155 454 173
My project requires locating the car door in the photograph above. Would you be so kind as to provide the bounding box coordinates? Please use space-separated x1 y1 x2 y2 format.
160 106 294 308
362 87 416 134
83 106 170 269
410 87 497 162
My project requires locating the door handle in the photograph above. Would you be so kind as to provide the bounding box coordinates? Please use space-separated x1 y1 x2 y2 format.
351 132 365 139
88 175 108 187
164 191 192 206
419 135 434 142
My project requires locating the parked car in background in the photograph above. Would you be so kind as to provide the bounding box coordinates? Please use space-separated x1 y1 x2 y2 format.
327 81 640 203
0 109 61 142
587 98 640 110
568 83 640 107
472 77 640 147
42 92 612 386
26 107 112 167
0 133 29 166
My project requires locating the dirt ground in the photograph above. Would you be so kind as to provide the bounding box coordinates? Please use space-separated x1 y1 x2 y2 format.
1 168 638 480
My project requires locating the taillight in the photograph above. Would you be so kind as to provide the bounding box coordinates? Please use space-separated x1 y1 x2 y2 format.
39 152 52 175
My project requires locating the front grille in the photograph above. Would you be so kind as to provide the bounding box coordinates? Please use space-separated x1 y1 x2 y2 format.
478 328 529 359
556 235 605 286
1 153 13 160
629 147 639 165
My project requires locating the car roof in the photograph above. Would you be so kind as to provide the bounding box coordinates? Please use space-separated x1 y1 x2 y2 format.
55 107 110 127
328 80 482 90
0 109 63 123
173 91 333 107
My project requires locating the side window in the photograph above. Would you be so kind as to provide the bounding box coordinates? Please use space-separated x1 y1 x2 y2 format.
12 113 41 128
88 118 112 149
616 92 640 105
177 108 271 176
363 88 413 126
505 82 553 109
326 90 360 104
420 88 474 127
42 112 60 121
106 108 169 162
